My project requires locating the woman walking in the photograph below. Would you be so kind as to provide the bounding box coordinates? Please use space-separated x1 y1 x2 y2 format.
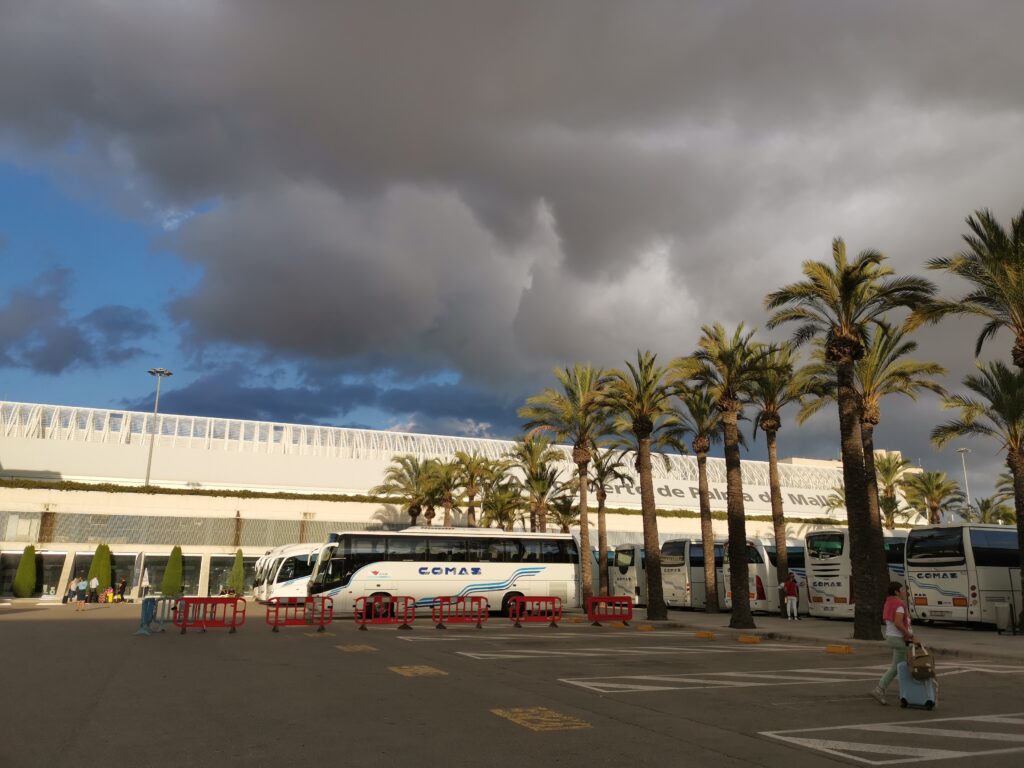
871 581 914 704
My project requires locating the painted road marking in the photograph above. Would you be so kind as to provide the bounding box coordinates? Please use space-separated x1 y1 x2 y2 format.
336 644 377 652
491 707 591 732
389 665 448 677
761 711 1024 765
304 631 335 637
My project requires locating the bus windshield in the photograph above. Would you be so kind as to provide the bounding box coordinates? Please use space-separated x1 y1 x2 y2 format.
883 539 906 565
807 533 844 559
766 546 806 569
614 548 637 568
906 527 965 564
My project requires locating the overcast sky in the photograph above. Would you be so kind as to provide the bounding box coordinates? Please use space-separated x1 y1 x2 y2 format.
1 1 1023 498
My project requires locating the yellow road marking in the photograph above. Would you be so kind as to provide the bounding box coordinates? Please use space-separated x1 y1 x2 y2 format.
636 624 655 631
695 631 715 640
389 665 448 677
305 631 336 637
491 707 591 732
336 644 377 652
737 635 762 644
825 644 853 654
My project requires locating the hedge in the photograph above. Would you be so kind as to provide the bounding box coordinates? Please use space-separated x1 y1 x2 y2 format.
161 546 183 596
227 549 246 595
13 545 37 598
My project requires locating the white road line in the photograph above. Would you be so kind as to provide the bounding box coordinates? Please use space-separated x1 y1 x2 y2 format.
852 724 1024 743
770 736 968 764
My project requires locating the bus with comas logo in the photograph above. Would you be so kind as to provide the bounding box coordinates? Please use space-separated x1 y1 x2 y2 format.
806 528 908 618
610 544 646 605
661 539 725 610
306 528 581 615
722 538 808 614
906 523 1021 626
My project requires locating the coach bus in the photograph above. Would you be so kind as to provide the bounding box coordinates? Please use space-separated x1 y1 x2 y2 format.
610 544 646 606
723 538 799 614
307 528 581 615
661 539 725 610
805 528 908 618
906 523 1021 626
259 543 319 602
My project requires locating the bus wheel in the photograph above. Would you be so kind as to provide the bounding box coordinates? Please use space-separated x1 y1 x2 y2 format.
369 592 394 618
501 592 523 617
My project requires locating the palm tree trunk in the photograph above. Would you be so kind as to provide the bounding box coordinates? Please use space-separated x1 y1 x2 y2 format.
636 435 666 619
442 502 452 528
539 501 548 534
723 409 754 629
836 361 882 641
597 489 609 597
766 429 789 617
467 494 477 527
1009 449 1024 628
860 422 890 608
697 452 719 613
576 460 593 602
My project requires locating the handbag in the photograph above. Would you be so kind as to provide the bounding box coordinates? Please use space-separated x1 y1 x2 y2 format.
910 641 936 680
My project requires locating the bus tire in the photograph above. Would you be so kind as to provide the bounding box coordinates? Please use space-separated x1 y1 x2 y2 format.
501 592 523 618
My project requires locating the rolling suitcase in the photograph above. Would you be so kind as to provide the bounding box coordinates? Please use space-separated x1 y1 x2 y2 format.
897 661 937 710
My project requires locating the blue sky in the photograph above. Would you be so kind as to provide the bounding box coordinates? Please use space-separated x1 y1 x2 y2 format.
2 2 1024 498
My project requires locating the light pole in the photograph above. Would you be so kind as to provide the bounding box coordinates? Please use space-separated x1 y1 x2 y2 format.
957 447 972 509
144 367 173 486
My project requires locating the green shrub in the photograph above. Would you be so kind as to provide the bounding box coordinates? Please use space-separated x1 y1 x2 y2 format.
227 549 246 596
13 545 37 598
86 543 113 591
161 546 183 596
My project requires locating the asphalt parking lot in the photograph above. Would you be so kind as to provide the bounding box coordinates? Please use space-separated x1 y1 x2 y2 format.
2 603 1023 768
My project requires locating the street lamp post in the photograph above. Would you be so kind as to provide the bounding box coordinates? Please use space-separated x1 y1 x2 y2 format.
144 367 173 486
957 447 972 509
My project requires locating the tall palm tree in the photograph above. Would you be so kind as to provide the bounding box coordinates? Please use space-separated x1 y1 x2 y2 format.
601 351 677 620
824 486 846 516
899 470 963 525
588 444 632 596
370 455 430 526
931 360 1024 610
766 238 935 640
520 364 609 601
667 387 726 613
454 451 491 527
480 481 525 531
916 207 1024 367
683 324 768 629
965 496 1016 525
874 453 914 529
547 494 581 534
749 343 804 615
427 459 462 527
508 436 564 532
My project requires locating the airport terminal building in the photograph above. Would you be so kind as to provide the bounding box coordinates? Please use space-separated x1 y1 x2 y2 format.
0 400 849 599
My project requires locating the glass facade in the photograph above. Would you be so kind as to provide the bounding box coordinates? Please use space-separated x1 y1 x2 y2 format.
139 554 202 597
0 551 67 597
208 555 258 596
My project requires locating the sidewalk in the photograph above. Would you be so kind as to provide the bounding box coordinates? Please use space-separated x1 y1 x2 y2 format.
633 607 1024 664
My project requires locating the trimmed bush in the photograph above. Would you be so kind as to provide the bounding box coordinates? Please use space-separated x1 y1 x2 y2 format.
161 546 183 596
227 549 245 596
13 545 37 598
87 544 113 591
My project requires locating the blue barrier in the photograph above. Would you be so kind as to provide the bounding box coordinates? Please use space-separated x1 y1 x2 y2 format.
134 597 178 636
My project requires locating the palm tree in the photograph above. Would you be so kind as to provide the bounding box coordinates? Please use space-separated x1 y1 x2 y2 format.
931 360 1024 610
766 238 935 640
427 459 462 527
520 364 608 602
749 343 804 615
588 443 633 596
601 351 677 620
874 453 914 529
508 436 564 532
548 494 581 534
667 387 726 613
683 324 768 629
480 482 525 531
965 496 1016 525
917 207 1024 367
824 486 846 516
370 455 431 526
900 470 963 525
454 451 491 527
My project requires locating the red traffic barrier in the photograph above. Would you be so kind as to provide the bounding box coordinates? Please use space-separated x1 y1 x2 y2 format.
354 595 415 631
585 596 633 626
509 596 562 628
173 597 246 634
265 596 334 633
431 596 489 630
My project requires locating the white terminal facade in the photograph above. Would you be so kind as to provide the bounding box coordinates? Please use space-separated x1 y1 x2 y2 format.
0 400 851 599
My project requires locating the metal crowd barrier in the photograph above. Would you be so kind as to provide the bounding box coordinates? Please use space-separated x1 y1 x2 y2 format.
265 596 334 632
173 597 247 634
431 596 489 630
354 595 415 631
585 596 634 626
134 597 179 636
509 596 562 628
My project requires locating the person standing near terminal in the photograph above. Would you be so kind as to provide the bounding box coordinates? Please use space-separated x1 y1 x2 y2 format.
871 581 913 704
88 574 99 603
783 573 800 620
75 575 88 611
65 577 79 605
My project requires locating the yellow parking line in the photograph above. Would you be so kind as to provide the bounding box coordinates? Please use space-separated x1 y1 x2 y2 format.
336 644 377 652
305 631 336 637
492 707 591 732
389 665 448 677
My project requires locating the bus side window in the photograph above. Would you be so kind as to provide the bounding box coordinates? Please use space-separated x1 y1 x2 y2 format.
522 541 541 562
467 539 491 562
540 539 561 563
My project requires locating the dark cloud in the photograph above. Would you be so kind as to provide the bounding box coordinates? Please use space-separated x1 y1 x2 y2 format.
0 268 155 373
1 2 1023 494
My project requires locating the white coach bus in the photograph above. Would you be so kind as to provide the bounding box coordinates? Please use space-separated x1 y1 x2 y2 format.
610 544 646 605
722 538 779 614
661 539 725 610
307 528 581 615
806 528 908 618
906 523 1021 626
260 543 320 602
